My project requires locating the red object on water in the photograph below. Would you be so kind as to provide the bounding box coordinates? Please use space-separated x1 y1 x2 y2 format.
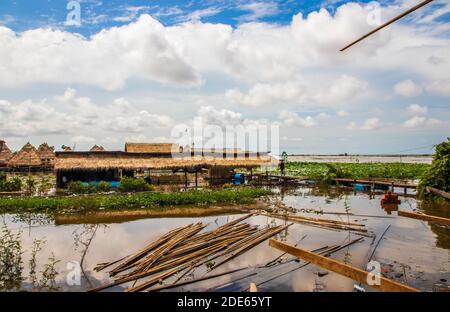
381 191 401 205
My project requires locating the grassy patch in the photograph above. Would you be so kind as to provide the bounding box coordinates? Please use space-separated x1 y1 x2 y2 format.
271 162 430 181
0 187 272 214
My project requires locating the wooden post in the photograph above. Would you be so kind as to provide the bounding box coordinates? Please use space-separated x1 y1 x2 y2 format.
398 210 450 226
426 186 450 200
184 169 188 191
269 239 419 292
391 182 394 192
195 169 198 189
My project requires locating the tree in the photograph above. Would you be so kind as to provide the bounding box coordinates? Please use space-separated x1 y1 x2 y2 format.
418 138 450 197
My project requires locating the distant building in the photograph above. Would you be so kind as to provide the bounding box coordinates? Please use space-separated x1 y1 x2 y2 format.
38 143 55 168
0 140 13 167
90 145 105 152
7 142 42 168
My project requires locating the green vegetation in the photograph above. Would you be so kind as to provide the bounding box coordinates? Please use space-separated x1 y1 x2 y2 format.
67 177 153 194
418 138 450 198
0 187 272 214
118 177 153 192
0 224 59 291
0 175 22 192
269 162 430 182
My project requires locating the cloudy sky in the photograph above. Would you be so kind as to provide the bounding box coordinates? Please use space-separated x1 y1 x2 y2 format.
0 0 449 154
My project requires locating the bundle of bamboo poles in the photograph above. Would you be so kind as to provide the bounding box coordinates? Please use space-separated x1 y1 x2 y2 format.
91 214 292 292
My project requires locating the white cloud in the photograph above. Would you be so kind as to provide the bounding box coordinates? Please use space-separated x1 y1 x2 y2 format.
394 80 423 97
0 15 200 90
196 105 243 127
403 116 442 129
279 111 317 128
361 118 381 130
186 8 222 22
347 118 381 131
407 104 427 115
237 2 280 23
226 75 367 107
337 110 348 117
72 135 96 144
0 88 173 138
426 79 450 96
346 121 357 130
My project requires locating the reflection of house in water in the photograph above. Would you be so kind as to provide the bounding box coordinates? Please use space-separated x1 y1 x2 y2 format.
55 143 273 188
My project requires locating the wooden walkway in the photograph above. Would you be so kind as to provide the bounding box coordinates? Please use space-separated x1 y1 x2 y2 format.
334 178 417 189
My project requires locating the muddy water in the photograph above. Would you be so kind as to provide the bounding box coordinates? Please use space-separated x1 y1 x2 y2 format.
1 186 449 292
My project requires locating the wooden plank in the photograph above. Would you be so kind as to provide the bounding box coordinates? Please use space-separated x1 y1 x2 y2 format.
427 186 450 200
334 178 417 189
398 210 450 226
269 239 419 292
340 0 435 51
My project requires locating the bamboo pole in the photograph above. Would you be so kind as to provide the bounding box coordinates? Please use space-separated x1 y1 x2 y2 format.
265 213 367 233
148 267 250 292
211 224 292 271
269 239 419 292
340 0 435 51
398 210 450 226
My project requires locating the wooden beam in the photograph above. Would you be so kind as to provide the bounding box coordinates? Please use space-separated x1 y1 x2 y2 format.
269 239 419 292
340 0 435 51
398 210 450 226
427 186 450 200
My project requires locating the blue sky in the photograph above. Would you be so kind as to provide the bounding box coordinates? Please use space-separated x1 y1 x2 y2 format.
0 0 449 154
2 0 448 35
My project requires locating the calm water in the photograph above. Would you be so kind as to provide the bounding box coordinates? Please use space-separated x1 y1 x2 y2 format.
1 186 449 292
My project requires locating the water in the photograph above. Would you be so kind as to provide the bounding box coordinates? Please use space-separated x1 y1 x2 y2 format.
1 186 449 292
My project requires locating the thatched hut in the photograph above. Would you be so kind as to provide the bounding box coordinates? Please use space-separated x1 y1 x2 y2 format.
0 140 13 167
63 146 73 152
90 145 105 152
7 142 42 168
54 150 274 188
38 143 55 168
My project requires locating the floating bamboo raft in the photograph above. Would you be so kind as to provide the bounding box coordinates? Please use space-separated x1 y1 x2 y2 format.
90 214 292 292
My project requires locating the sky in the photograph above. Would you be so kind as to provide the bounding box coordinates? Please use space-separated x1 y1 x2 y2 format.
0 0 449 154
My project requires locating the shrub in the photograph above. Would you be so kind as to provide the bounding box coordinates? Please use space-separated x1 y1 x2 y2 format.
418 138 450 197
67 181 87 194
0 177 22 192
118 177 152 193
96 181 111 192
0 172 6 182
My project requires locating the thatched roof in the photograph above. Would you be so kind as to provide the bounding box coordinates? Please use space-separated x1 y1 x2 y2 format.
0 140 13 166
125 143 178 153
55 151 275 171
90 145 105 152
8 142 42 167
38 143 55 159
63 146 73 152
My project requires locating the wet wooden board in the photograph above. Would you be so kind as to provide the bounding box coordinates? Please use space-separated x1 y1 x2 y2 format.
269 239 419 292
398 210 450 226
